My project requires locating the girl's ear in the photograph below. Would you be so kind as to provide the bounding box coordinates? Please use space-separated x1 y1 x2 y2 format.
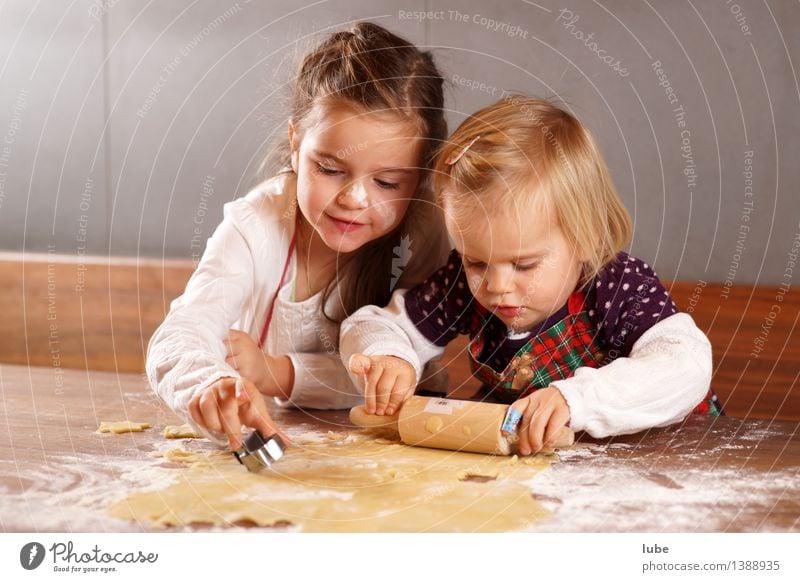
287 120 299 173
577 242 592 264
567 233 590 264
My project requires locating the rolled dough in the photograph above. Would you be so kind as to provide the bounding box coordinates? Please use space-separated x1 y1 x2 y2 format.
109 431 556 532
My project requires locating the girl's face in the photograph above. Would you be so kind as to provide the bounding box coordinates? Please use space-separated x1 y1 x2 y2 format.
290 102 422 255
445 193 585 333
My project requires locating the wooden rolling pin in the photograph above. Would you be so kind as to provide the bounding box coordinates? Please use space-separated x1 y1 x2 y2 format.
349 396 574 455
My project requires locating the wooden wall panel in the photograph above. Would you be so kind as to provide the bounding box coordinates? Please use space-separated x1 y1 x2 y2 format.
0 252 192 375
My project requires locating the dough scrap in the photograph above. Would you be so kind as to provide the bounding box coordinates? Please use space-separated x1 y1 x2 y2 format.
97 421 151 434
164 424 203 439
424 416 443 433
108 430 555 532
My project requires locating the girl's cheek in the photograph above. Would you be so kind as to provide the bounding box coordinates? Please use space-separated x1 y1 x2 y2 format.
372 197 407 230
295 172 315 206
468 274 483 294
375 204 397 228
523 278 539 301
305 176 338 213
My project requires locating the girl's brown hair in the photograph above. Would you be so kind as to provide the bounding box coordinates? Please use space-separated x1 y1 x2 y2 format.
268 21 446 321
433 95 632 287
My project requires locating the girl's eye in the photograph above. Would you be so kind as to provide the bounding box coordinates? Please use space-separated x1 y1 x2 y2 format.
317 163 341 176
515 262 539 272
374 179 399 190
465 260 486 270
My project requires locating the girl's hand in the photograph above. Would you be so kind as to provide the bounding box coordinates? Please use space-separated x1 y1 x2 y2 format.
188 377 291 451
349 354 417 416
224 329 294 399
508 386 570 456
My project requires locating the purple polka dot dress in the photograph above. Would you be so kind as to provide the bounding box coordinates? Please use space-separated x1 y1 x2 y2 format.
402 250 722 414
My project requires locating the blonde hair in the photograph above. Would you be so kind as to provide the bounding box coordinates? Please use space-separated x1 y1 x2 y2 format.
433 95 632 286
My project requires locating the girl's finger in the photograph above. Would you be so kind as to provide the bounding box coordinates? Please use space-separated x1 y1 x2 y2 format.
348 354 372 376
223 340 238 358
385 375 412 416
543 406 571 448
517 398 538 456
364 381 377 415
187 396 204 429
365 360 389 414
198 390 223 434
527 403 552 453
237 379 292 446
248 404 288 446
350 355 376 412
215 382 243 450
373 368 397 415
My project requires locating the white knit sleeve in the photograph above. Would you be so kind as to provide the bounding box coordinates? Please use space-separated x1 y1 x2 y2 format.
552 312 712 438
339 289 446 394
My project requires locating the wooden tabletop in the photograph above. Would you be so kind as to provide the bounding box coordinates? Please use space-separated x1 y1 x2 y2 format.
1 364 798 532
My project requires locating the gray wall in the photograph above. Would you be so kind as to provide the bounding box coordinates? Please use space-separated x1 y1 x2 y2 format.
0 0 797 285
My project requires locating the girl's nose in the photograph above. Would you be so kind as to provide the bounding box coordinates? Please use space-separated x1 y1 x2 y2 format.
337 181 369 210
484 265 514 295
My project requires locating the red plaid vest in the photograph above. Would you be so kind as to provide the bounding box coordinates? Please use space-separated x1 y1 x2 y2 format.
466 291 721 416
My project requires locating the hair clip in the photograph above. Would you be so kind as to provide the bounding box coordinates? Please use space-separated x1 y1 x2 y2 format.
446 135 481 165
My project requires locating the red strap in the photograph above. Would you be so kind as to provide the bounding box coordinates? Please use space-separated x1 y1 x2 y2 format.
258 230 298 349
567 290 586 315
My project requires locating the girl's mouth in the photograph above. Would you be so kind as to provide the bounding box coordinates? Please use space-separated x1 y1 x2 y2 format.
493 305 525 318
327 213 366 233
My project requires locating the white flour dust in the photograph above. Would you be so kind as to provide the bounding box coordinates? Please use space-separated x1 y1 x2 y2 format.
524 439 799 532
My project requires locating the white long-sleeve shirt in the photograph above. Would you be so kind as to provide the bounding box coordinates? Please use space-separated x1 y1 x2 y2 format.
339 266 714 439
146 172 449 444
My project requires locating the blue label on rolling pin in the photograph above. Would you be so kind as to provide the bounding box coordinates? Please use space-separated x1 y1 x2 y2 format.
501 407 522 434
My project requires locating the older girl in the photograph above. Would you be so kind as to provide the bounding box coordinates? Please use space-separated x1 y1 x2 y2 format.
147 22 449 450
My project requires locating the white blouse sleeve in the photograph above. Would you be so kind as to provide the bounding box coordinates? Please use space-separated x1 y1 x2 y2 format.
146 203 257 444
282 352 365 409
551 312 713 438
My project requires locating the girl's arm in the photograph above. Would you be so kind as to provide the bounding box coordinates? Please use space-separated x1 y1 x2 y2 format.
340 250 475 393
146 203 258 443
339 288 447 389
551 312 713 438
222 329 365 410
280 352 366 409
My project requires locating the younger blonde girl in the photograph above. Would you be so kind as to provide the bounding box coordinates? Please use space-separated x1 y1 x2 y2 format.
341 96 719 455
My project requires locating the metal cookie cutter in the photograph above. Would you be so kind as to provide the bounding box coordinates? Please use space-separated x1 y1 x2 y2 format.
233 430 287 472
